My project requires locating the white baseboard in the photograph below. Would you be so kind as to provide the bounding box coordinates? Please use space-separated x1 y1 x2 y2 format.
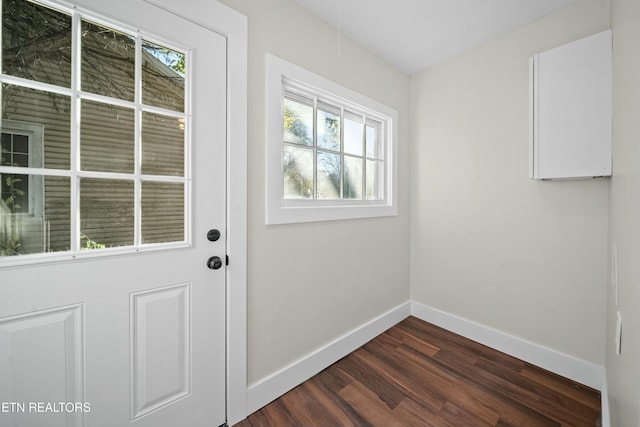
246 301 411 415
600 367 610 427
410 302 611 427
410 301 604 391
244 300 608 426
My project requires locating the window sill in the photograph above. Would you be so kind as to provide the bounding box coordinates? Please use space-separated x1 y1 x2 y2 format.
266 202 397 225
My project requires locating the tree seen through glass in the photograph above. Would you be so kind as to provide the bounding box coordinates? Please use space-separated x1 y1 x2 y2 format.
283 95 378 200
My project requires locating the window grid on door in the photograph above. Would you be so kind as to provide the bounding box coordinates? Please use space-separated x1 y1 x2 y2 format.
0 0 192 264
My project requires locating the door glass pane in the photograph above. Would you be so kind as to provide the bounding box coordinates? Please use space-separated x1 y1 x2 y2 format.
344 114 363 156
0 175 70 256
2 84 71 170
317 151 340 199
81 20 135 102
142 112 184 176
284 98 313 146
317 107 340 151
2 0 72 87
80 178 134 249
142 40 185 112
1 172 28 213
343 156 362 200
81 100 134 173
141 181 184 244
283 145 313 199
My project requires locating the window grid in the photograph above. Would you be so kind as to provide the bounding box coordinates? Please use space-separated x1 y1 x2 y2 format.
283 87 385 202
0 0 191 264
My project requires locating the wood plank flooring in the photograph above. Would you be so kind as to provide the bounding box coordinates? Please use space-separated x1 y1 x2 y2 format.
236 316 601 427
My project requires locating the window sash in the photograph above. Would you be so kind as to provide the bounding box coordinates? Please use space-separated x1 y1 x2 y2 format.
282 87 386 202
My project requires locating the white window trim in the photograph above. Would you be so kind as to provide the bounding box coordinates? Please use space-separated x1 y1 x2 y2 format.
266 54 398 225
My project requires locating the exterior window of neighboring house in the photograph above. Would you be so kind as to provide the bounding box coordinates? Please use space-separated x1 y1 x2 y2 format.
0 0 189 262
266 54 398 224
1 121 44 216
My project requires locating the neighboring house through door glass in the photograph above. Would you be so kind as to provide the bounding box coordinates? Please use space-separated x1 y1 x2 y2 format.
0 0 189 262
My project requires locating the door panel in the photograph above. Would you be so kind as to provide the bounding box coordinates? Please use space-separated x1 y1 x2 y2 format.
131 283 191 420
0 1 227 426
0 305 84 427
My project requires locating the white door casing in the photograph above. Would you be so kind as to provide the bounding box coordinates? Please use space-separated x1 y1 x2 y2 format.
0 0 248 425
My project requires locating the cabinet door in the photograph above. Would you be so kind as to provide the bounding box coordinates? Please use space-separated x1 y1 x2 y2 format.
530 30 612 180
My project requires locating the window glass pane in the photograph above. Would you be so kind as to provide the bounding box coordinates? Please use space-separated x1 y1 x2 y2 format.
80 178 134 249
81 100 134 173
343 156 362 200
366 159 377 200
1 133 9 153
283 145 313 199
142 181 184 244
0 175 70 256
142 40 185 112
81 20 135 101
366 124 377 158
12 153 28 166
2 84 70 169
2 0 72 87
284 98 313 146
344 114 363 156
317 151 340 199
317 108 340 151
142 112 184 176
13 135 28 154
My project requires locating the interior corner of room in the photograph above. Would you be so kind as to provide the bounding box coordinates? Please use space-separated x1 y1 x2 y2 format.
219 0 636 425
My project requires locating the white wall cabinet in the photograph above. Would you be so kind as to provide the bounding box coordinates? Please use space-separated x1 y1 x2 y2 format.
529 30 612 180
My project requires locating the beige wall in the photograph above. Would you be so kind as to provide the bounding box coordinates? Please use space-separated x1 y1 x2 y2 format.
608 0 640 424
217 0 411 386
213 0 632 418
410 0 610 365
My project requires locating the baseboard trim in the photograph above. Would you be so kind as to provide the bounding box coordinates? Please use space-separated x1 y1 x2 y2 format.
600 367 610 427
410 301 603 391
246 301 411 415
244 300 608 423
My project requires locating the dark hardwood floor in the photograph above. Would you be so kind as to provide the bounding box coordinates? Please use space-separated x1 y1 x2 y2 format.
236 316 601 427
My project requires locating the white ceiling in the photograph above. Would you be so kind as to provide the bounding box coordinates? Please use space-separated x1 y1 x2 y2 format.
295 0 576 74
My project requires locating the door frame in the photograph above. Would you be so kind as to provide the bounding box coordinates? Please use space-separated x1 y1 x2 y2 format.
143 1 248 424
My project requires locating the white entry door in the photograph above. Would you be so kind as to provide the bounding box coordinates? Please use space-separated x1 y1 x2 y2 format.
0 0 227 426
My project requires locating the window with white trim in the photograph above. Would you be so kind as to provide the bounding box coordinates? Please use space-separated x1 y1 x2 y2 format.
266 54 397 224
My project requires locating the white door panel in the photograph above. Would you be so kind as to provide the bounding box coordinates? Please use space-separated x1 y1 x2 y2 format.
0 304 84 427
0 1 227 426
